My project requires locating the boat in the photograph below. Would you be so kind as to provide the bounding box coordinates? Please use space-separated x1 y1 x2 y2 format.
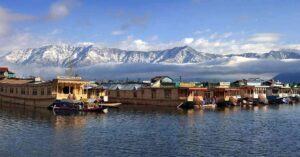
177 101 195 109
86 98 121 108
216 101 233 108
48 99 108 113
268 97 289 105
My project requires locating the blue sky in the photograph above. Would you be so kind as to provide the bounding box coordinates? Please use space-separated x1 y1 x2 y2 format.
0 0 300 53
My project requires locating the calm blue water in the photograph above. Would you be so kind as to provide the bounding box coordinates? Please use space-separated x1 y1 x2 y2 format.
1 105 300 157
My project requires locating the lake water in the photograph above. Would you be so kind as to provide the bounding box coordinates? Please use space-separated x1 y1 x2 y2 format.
1 104 300 157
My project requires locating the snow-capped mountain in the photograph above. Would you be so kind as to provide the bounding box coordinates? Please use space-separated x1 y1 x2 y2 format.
0 45 221 66
226 50 300 59
1 44 300 67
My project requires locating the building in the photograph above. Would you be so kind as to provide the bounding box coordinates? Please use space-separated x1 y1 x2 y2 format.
151 76 174 87
52 76 89 101
107 84 208 107
0 78 55 108
84 81 107 99
232 78 264 87
239 86 268 99
266 86 292 98
211 87 240 103
106 76 209 107
0 75 104 108
0 67 16 79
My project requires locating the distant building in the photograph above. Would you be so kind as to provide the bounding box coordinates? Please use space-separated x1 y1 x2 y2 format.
0 67 16 79
232 78 264 87
151 76 174 87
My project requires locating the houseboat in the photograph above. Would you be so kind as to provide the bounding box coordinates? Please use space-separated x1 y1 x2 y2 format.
0 68 108 108
107 76 210 108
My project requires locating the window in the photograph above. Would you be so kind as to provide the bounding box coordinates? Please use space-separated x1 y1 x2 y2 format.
63 87 70 94
151 89 156 99
10 88 13 94
133 90 137 98
47 88 51 95
21 88 25 95
32 88 37 95
117 90 120 97
0 87 3 92
41 88 45 95
164 89 171 99
15 88 18 94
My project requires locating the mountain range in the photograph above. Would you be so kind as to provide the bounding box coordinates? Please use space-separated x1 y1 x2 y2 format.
1 44 300 67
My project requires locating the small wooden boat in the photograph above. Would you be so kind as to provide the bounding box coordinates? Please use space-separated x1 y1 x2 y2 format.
48 99 108 113
177 101 195 109
100 102 122 108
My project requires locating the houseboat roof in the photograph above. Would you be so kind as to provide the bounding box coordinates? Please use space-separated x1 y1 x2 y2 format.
212 87 240 91
0 67 15 74
108 84 142 90
240 85 269 89
0 79 38 85
186 87 208 91
53 76 89 83
150 76 173 83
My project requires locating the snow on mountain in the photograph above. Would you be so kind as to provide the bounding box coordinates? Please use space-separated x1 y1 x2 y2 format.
226 49 300 59
1 44 300 67
0 45 220 66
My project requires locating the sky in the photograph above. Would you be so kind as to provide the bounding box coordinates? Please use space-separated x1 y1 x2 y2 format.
0 0 300 54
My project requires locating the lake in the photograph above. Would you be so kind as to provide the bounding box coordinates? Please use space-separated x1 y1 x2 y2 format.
1 104 300 157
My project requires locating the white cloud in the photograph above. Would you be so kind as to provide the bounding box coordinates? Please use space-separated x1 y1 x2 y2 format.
111 30 125 36
183 38 194 44
114 36 150 51
149 35 158 41
47 0 79 20
49 29 63 35
0 6 34 35
222 32 233 38
248 33 280 43
194 29 210 35
0 32 51 54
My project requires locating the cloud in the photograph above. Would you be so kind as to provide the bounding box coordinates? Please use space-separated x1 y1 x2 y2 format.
108 32 285 54
183 38 194 44
0 32 52 54
248 33 281 43
0 6 34 35
111 30 125 36
49 29 63 35
47 0 80 20
114 36 150 51
194 29 211 35
8 58 300 81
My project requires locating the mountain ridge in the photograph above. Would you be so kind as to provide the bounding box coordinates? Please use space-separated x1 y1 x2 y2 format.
1 44 300 67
